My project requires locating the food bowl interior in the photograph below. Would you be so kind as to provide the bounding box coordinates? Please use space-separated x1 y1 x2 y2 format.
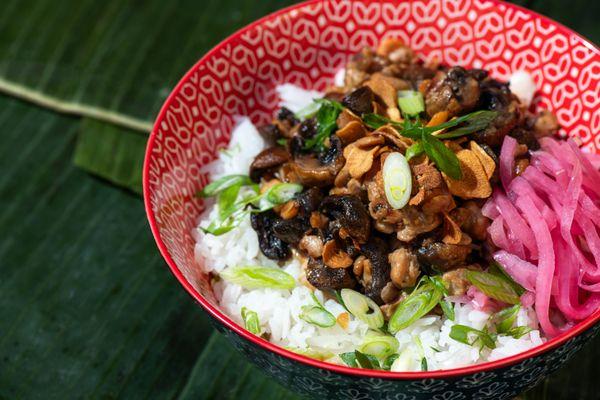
144 0 600 373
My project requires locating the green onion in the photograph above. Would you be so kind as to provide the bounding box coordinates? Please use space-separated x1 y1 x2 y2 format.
494 304 521 334
299 305 336 328
405 142 424 161
382 353 399 370
489 262 525 296
354 350 380 370
294 100 322 120
421 130 462 180
397 90 425 116
340 289 384 329
339 352 358 368
420 357 428 371
449 325 497 350
440 300 455 321
390 348 414 371
198 174 253 198
220 266 296 290
388 276 444 334
217 183 243 220
265 183 303 205
241 307 261 335
466 270 522 305
382 152 412 210
506 326 532 339
201 209 249 235
276 138 288 146
433 110 498 139
286 347 334 361
358 332 399 358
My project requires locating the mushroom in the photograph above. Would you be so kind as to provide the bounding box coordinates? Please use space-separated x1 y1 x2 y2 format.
250 211 290 260
417 238 471 270
249 146 291 182
320 195 371 243
388 246 420 289
288 136 345 187
299 235 324 258
425 67 482 118
342 86 375 115
359 237 392 304
272 218 309 245
306 257 357 290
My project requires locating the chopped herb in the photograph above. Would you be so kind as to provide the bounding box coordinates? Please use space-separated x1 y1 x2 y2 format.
220 266 296 290
340 352 358 368
506 326 532 339
420 357 428 371
382 354 399 370
354 350 380 370
489 262 526 296
200 179 302 236
450 324 497 350
241 307 261 335
466 270 522 305
421 130 462 179
197 174 253 198
299 305 336 328
388 276 444 334
276 138 288 146
405 142 424 161
430 346 441 353
358 333 399 359
362 110 497 179
440 300 455 321
397 90 425 116
303 99 344 152
494 304 521 334
294 100 322 120
299 292 336 328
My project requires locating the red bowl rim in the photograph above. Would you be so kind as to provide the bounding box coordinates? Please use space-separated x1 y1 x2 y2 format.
144 0 600 380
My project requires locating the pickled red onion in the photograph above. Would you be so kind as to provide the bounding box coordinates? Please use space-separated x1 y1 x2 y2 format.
486 136 600 337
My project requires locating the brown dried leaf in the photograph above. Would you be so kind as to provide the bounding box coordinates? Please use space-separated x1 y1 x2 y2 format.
322 240 353 269
443 149 492 199
335 120 367 145
469 141 496 179
371 125 413 151
337 108 362 129
442 212 466 245
346 145 380 179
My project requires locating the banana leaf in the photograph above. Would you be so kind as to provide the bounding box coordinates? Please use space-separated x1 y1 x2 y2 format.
0 94 296 399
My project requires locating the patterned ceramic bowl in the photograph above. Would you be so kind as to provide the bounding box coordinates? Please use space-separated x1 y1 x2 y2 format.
143 1 600 398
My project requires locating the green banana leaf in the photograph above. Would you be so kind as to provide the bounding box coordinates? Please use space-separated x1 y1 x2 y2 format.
0 94 298 399
1 0 599 399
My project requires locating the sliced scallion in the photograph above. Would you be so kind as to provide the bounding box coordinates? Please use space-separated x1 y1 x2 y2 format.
220 266 296 290
340 289 384 329
198 174 253 198
358 333 399 358
241 307 261 335
466 270 521 305
382 152 412 210
397 90 425 116
299 305 336 328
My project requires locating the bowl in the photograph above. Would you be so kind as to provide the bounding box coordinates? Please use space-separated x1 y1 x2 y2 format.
143 1 600 398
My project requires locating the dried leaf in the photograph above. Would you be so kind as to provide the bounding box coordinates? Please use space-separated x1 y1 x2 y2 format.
443 149 492 199
336 120 367 145
336 108 362 129
469 141 496 179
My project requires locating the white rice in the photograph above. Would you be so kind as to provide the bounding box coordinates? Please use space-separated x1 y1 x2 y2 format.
193 83 545 371
509 70 537 107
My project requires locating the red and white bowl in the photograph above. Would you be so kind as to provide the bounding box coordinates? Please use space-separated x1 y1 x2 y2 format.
143 1 600 398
